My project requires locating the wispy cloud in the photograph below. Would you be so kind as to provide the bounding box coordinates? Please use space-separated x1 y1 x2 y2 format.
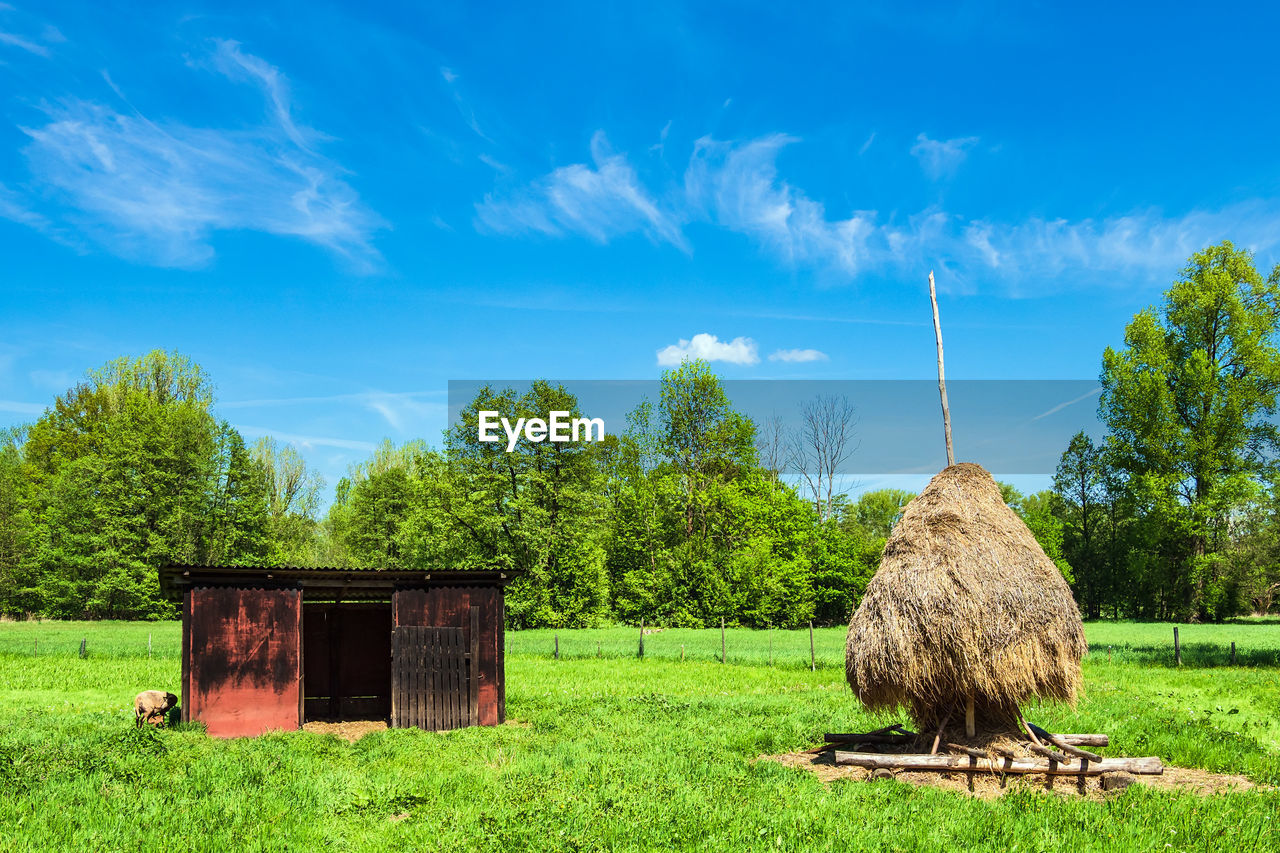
476 130 687 249
0 399 44 416
961 204 1280 286
233 425 378 453
686 134 878 274
910 132 980 179
0 29 46 56
0 4 62 59
656 333 758 366
476 129 1280 291
27 368 72 391
440 65 491 142
9 42 383 269
210 39 313 151
768 348 828 363
1030 386 1102 421
219 390 445 432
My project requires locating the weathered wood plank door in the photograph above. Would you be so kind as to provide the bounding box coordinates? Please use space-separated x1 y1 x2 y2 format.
391 606 480 730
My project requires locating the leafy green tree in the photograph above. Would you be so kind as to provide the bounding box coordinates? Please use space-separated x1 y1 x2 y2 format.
658 360 757 536
0 428 34 614
6 350 290 618
251 437 324 565
841 488 915 540
1100 241 1280 618
205 424 272 567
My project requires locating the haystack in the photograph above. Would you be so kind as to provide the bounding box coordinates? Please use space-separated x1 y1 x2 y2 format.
846 462 1086 731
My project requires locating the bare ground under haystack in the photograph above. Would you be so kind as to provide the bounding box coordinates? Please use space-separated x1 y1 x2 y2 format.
765 746 1262 800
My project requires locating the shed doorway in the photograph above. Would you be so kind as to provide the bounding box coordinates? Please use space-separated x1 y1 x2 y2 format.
303 602 391 722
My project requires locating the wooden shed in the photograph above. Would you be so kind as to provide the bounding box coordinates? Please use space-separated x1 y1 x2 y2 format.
159 565 519 738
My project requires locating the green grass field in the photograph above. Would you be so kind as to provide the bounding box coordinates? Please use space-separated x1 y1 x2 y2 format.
2 621 1279 851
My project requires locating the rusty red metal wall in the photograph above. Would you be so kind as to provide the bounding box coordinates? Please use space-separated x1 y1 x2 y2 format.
186 587 302 737
393 587 503 725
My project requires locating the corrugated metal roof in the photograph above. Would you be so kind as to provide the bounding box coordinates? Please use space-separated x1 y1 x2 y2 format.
158 564 522 602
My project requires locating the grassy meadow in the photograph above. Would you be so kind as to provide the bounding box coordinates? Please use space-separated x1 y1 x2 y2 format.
1 621 1279 851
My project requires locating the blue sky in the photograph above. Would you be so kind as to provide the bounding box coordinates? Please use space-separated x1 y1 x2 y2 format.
3 0 1279 498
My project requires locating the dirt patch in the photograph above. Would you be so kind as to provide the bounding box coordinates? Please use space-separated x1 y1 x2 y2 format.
765 750 1262 799
303 720 388 742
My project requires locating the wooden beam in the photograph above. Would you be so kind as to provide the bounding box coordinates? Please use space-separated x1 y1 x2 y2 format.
1028 743 1073 765
930 709 951 755
806 734 914 752
822 726 913 740
835 751 1163 775
1057 734 1109 747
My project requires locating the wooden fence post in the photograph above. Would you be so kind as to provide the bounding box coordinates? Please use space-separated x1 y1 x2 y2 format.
769 627 773 667
639 621 645 659
1230 641 1236 666
809 621 815 672
597 640 601 659
1173 627 1181 666
680 644 684 662
554 633 559 660
33 639 37 655
1107 646 1112 663
79 638 86 659
721 617 726 664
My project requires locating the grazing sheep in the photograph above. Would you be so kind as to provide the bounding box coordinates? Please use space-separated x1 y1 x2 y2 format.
134 691 178 728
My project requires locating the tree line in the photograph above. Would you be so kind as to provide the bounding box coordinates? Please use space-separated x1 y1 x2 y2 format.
2 241 1276 624
1052 242 1280 621
0 349 1061 625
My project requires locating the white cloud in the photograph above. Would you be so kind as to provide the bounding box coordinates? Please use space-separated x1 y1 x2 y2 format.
960 202 1280 288
10 44 383 269
0 5 61 58
476 129 1280 292
656 333 759 366
0 29 47 56
686 134 879 275
476 131 687 249
910 133 980 179
768 348 828 363
211 39 312 151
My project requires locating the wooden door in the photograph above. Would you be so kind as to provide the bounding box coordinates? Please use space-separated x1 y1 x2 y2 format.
391 606 480 730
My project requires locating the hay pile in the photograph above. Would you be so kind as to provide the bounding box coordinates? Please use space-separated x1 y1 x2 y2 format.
846 463 1086 729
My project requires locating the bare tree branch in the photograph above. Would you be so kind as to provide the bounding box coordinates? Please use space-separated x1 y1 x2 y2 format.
791 395 858 520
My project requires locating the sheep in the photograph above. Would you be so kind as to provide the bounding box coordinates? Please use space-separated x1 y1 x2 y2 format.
134 690 178 728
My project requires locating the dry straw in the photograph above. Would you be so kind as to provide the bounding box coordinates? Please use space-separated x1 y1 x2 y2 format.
846 463 1086 729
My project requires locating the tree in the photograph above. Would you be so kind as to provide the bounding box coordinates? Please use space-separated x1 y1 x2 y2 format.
1100 241 1280 618
7 350 283 618
841 488 915 541
791 395 858 521
251 437 324 565
0 428 33 614
755 412 790 483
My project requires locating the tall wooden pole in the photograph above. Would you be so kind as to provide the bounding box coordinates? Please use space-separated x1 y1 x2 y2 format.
928 271 954 467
